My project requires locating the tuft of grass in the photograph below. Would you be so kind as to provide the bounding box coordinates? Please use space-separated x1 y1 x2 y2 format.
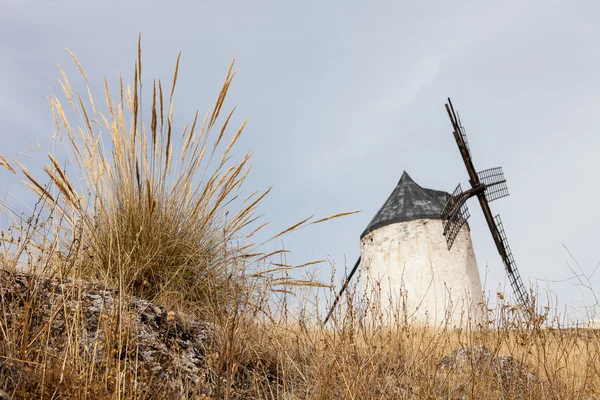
0 37 349 315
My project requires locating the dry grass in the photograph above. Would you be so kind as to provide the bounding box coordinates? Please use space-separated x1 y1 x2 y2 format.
0 39 599 399
0 37 345 316
2 251 600 399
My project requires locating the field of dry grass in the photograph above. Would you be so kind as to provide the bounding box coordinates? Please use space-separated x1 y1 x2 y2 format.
1 262 599 399
1 39 599 399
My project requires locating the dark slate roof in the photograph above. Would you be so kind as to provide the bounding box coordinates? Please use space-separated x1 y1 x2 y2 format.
360 171 449 239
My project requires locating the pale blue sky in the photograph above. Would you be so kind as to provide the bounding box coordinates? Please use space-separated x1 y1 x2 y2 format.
2 0 600 322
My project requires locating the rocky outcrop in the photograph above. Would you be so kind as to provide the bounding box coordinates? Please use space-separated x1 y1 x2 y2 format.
0 270 218 397
436 345 540 399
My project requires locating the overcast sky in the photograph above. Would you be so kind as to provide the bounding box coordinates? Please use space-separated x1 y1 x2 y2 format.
2 0 599 322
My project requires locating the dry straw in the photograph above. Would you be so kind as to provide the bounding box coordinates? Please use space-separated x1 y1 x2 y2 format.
0 36 352 313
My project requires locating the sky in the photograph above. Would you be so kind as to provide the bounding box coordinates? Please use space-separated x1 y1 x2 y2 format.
1 0 599 323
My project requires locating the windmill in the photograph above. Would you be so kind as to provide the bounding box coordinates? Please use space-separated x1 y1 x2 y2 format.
442 98 529 306
323 98 528 325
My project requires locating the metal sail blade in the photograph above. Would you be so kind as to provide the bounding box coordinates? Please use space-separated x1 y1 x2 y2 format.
441 184 471 250
446 99 479 183
477 167 510 203
493 215 528 305
455 111 471 159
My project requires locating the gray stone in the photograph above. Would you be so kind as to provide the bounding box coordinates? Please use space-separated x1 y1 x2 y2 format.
0 270 218 397
436 345 540 399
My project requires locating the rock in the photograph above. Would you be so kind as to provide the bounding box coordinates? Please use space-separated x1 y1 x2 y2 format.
436 345 540 399
438 345 493 370
494 354 540 391
0 270 219 397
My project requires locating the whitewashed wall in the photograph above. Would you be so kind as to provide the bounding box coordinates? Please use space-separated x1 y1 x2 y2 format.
360 219 485 328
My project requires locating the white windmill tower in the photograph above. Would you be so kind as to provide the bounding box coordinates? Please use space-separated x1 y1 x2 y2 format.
359 171 484 327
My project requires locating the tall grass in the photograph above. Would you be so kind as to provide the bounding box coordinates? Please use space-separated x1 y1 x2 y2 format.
2 232 599 399
0 38 351 315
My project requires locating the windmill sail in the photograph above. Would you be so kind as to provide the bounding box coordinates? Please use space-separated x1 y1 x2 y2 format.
493 215 528 305
441 184 471 250
455 112 471 159
444 98 529 307
477 167 509 203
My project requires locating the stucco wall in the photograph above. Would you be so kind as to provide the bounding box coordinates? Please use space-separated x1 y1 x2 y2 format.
360 219 484 328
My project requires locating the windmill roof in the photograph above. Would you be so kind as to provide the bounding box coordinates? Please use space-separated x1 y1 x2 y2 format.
361 171 449 239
